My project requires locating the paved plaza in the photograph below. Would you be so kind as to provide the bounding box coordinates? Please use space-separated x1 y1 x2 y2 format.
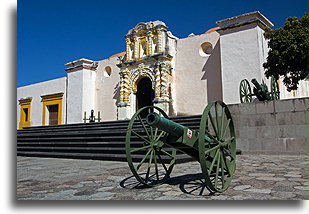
16 154 308 200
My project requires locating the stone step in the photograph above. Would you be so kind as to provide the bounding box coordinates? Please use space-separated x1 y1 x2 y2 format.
18 120 201 134
16 151 193 163
17 115 202 163
18 115 201 132
17 127 200 139
17 141 128 147
17 123 200 136
17 146 175 155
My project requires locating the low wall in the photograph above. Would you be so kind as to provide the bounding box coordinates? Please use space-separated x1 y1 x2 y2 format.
228 97 308 155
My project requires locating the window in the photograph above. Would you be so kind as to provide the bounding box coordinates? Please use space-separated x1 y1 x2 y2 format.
151 35 159 54
18 97 32 129
199 42 213 57
47 104 59 125
41 93 63 126
104 66 112 77
139 37 147 58
23 108 29 122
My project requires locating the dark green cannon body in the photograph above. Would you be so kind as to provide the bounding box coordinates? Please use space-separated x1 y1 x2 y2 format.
125 101 236 192
145 112 213 157
239 76 280 103
251 78 270 101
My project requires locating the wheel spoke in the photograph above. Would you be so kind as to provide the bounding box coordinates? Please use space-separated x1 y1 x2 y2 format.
155 130 166 141
208 114 219 139
214 151 221 188
153 150 159 180
150 126 154 140
215 103 220 138
222 152 232 177
148 149 154 167
137 115 151 140
159 148 174 158
153 128 158 141
145 166 151 180
204 144 220 154
136 148 152 170
220 107 225 140
246 96 251 102
223 148 235 160
209 149 219 174
131 130 151 144
145 150 154 180
156 150 168 173
130 144 152 153
204 129 220 144
221 119 231 141
220 151 226 184
224 136 235 143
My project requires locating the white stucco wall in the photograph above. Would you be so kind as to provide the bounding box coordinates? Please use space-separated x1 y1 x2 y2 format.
66 71 83 123
279 78 308 99
219 24 266 104
95 56 121 121
17 77 67 128
82 69 96 119
173 31 222 115
257 27 272 87
66 68 96 124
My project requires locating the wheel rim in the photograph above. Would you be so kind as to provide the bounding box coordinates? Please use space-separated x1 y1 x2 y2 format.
125 106 176 187
270 76 280 100
198 101 236 192
239 79 252 103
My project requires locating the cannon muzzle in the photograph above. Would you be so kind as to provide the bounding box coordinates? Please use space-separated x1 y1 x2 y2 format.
146 112 185 137
251 78 261 90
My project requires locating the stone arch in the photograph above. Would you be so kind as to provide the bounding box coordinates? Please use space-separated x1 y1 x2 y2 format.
130 68 155 94
135 77 155 114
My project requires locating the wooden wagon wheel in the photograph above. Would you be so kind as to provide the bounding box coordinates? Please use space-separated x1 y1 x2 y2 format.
198 101 236 192
239 79 253 103
125 106 176 187
270 76 280 100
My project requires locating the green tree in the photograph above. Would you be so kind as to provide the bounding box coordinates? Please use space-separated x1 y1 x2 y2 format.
263 13 308 92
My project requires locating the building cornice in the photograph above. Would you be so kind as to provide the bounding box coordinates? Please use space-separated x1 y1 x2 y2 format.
41 93 64 101
216 11 274 32
65 58 98 73
18 97 32 104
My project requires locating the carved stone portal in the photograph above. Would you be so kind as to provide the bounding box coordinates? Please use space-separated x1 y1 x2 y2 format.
117 20 177 120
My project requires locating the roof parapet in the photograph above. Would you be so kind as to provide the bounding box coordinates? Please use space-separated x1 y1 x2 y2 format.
65 58 98 73
216 11 274 31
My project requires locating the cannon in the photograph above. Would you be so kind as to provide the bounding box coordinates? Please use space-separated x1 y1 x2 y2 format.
239 76 280 103
125 101 236 192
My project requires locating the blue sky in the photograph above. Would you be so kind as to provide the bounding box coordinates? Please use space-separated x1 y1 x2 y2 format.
17 0 307 87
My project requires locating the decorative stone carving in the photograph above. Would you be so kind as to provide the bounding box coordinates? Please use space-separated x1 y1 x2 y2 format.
117 20 177 119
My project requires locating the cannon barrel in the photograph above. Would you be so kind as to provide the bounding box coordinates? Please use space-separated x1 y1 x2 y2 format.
146 112 185 137
146 112 213 142
251 78 261 90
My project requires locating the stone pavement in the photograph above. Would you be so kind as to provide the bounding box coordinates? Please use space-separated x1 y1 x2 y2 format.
16 154 308 200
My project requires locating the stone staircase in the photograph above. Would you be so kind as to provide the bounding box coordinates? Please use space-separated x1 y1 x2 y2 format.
17 115 202 163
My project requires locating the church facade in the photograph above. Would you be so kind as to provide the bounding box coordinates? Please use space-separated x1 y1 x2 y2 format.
17 11 308 129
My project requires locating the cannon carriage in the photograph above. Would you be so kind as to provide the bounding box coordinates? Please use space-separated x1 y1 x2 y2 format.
239 76 280 103
125 101 236 192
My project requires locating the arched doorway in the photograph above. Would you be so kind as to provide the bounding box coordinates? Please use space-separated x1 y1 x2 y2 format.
136 77 154 117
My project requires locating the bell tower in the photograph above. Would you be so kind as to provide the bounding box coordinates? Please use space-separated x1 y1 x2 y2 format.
117 21 178 120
